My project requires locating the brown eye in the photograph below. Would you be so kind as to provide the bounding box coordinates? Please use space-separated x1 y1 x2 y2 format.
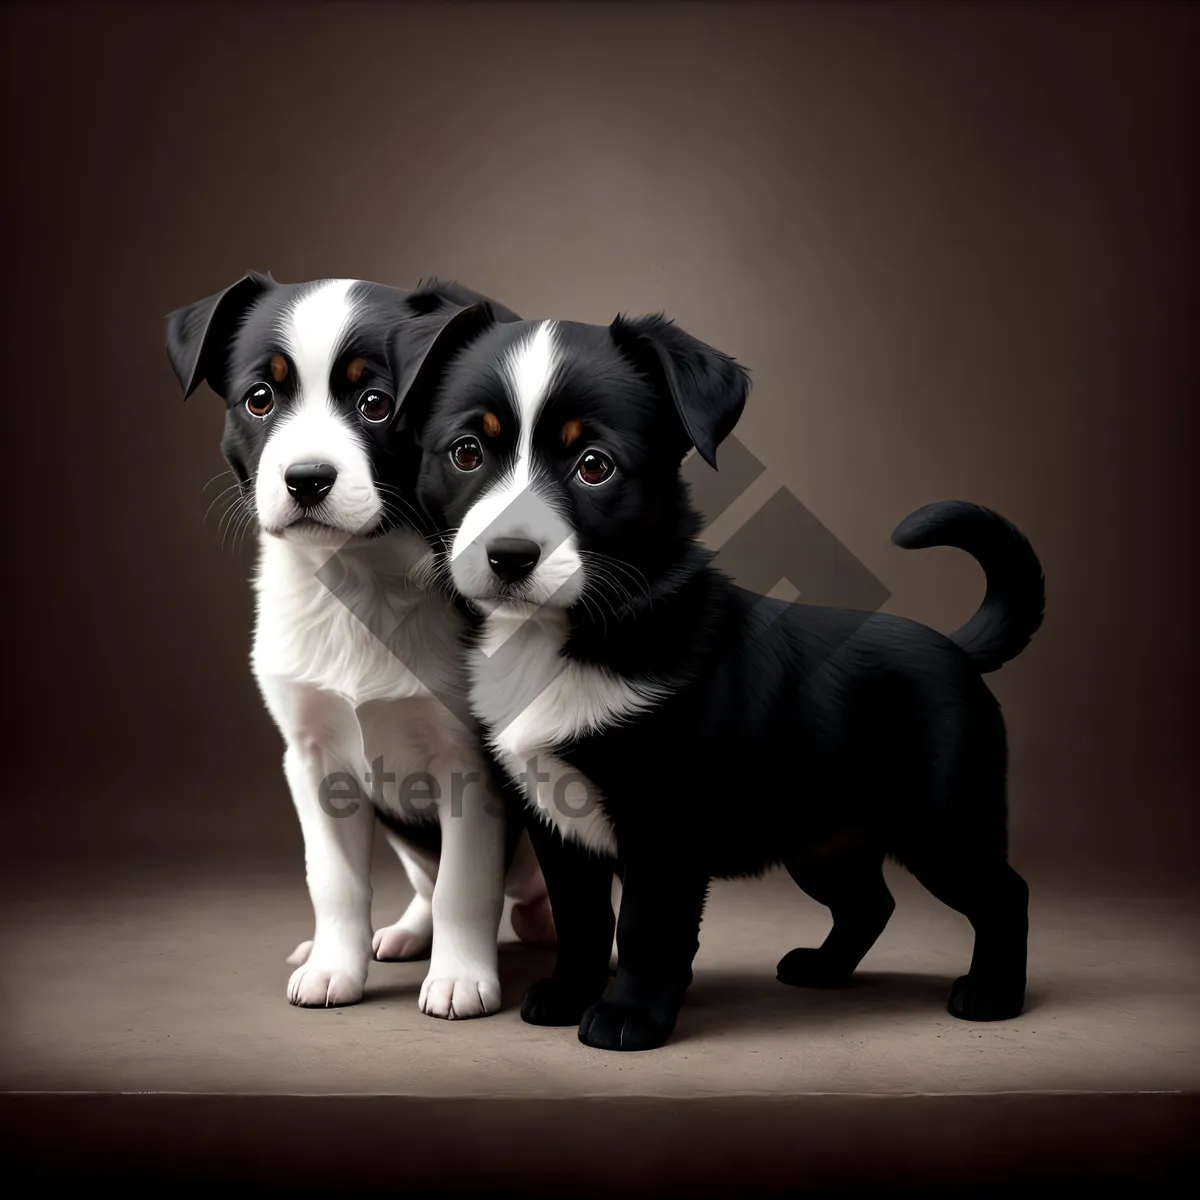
451 436 484 472
576 450 614 486
244 382 274 418
358 390 393 423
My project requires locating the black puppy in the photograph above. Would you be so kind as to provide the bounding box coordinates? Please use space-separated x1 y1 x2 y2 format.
401 303 1044 1051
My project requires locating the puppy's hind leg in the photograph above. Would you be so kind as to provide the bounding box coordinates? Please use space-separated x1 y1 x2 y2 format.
905 711 1029 1020
908 848 1029 1021
777 836 895 988
505 830 556 947
373 836 436 962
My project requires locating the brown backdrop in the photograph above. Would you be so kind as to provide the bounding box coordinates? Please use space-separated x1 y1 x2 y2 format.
2 1 1195 877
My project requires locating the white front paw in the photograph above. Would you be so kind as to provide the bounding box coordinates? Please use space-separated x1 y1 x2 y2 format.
419 971 502 1019
287 962 366 1008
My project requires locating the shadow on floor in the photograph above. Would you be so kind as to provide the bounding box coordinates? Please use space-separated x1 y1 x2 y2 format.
336 930 1171 1033
677 968 958 1042
477 946 1150 1042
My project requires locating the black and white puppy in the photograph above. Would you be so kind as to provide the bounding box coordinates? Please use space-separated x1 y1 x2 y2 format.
165 275 553 1016
406 308 1045 1051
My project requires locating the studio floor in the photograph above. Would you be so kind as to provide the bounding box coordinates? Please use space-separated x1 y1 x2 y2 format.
2 853 1196 1192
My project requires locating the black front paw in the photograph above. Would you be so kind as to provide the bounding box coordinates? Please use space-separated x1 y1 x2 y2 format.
578 1000 676 1052
522 976 605 1027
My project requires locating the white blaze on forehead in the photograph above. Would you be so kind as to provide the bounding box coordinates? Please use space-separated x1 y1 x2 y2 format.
279 279 358 409
452 321 562 560
255 278 381 535
501 320 560 463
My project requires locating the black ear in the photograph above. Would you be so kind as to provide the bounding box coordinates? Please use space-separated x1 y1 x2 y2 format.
409 276 523 325
165 271 275 399
391 299 500 433
609 313 750 468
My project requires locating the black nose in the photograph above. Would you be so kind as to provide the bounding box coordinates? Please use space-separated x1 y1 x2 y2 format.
486 537 541 585
285 463 337 510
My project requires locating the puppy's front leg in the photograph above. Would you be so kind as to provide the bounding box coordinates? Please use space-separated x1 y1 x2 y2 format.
284 741 375 1007
419 761 506 1019
521 817 616 1026
578 851 709 1052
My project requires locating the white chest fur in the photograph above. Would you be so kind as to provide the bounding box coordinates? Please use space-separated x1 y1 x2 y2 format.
252 532 479 809
467 605 666 858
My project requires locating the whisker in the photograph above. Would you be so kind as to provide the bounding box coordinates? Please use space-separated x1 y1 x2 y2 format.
203 482 244 524
221 502 245 552
217 498 241 538
372 483 431 532
573 579 610 635
580 564 639 623
582 551 651 596
201 468 236 493
232 504 260 552
579 550 653 617
220 495 258 553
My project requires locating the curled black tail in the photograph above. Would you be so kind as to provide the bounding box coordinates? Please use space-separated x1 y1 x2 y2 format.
891 501 1045 673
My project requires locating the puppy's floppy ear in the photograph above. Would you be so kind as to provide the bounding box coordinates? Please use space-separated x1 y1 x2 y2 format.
391 299 500 434
409 276 522 325
609 313 750 469
165 271 275 399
